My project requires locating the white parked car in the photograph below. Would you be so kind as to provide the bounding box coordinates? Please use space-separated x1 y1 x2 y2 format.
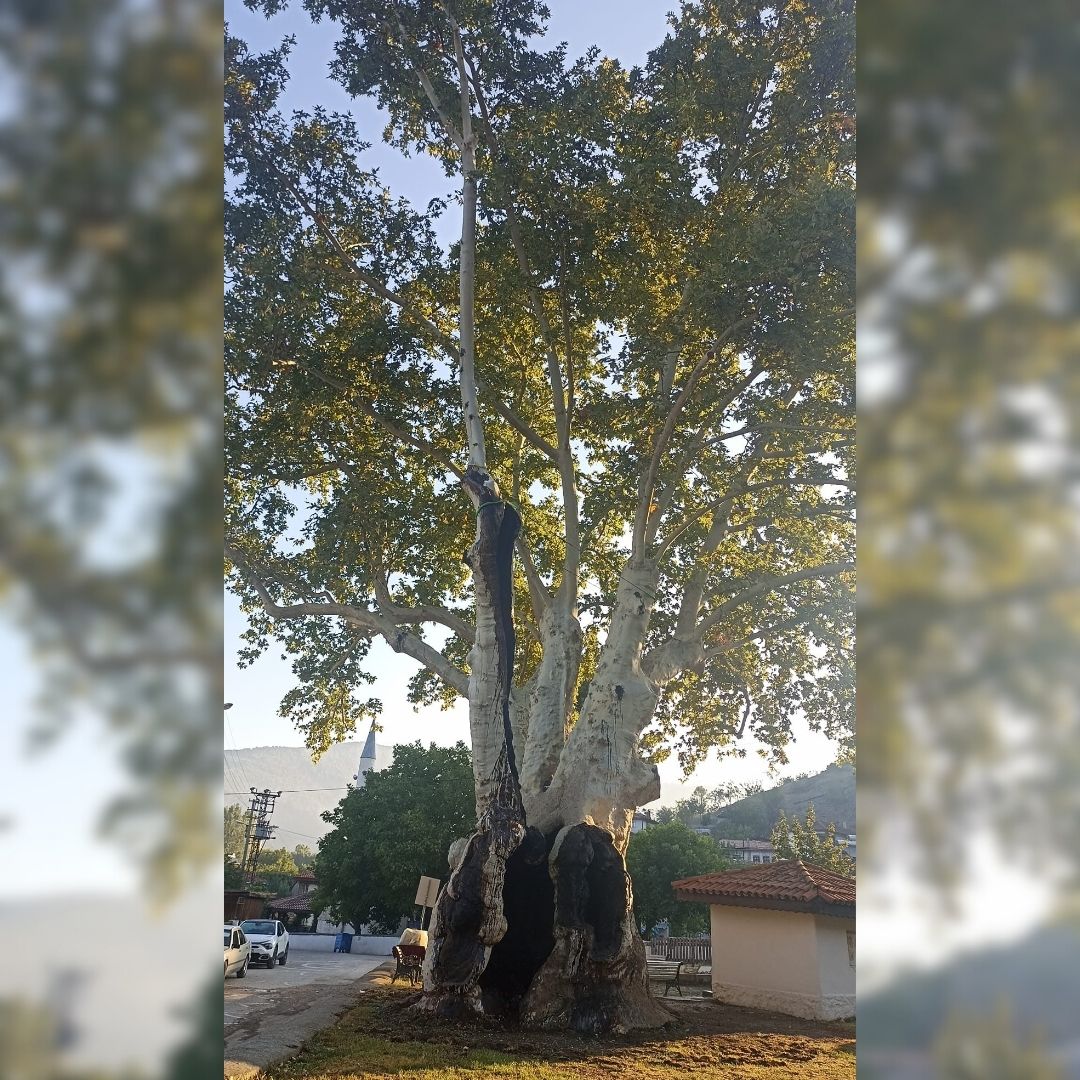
224 924 250 979
240 919 290 968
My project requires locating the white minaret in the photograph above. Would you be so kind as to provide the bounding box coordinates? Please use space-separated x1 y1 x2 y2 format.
352 721 379 786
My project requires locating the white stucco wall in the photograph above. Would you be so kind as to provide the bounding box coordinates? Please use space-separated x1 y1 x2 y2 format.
814 915 855 1017
290 933 396 954
709 904 855 1020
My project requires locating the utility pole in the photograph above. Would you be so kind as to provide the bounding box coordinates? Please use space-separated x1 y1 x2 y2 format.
242 787 283 885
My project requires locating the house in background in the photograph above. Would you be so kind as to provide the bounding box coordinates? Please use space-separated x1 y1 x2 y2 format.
631 809 655 834
224 890 266 923
714 838 777 864
673 860 855 1021
716 834 856 865
266 872 354 935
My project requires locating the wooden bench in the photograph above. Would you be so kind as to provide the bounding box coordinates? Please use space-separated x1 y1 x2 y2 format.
646 956 683 997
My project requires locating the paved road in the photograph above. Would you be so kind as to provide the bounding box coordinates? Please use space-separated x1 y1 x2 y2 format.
224 951 385 1023
225 951 390 1079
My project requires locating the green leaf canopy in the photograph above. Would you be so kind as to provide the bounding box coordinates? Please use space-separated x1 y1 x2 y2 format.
226 0 854 772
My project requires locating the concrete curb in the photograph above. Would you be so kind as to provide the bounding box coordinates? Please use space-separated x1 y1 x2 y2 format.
224 960 395 1079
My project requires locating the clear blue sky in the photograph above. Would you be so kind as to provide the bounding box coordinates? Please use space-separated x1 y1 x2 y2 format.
223 0 839 799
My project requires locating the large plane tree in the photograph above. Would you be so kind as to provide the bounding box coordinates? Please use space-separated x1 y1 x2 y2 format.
225 0 854 1033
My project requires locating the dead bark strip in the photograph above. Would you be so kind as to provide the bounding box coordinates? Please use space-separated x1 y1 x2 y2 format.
416 469 526 1017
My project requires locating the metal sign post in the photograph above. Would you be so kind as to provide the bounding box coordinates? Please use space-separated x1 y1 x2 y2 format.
415 875 441 930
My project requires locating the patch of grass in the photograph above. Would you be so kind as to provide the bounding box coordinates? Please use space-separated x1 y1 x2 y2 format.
266 985 855 1080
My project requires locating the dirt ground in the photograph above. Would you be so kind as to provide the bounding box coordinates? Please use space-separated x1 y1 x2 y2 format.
283 976 855 1079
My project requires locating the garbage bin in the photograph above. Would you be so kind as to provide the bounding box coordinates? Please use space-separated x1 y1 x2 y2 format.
333 932 353 953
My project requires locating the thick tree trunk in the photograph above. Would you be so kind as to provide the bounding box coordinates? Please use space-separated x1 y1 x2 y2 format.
515 561 671 1032
418 542 672 1032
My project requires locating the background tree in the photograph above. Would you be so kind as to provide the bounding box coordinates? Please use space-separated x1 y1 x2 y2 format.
291 844 315 870
626 821 729 937
770 804 854 876
253 846 301 895
225 856 246 890
314 742 474 933
657 781 767 828
857 1 1080 1067
0 0 221 899
859 1 1080 887
934 1002 1063 1080
227 0 853 1030
224 804 247 862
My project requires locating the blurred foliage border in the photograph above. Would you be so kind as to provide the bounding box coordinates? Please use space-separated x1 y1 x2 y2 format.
1 0 1078 1074
0 0 222 1075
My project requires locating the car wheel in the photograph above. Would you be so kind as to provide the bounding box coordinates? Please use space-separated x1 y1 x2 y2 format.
224 961 229 978
279 947 288 966
236 958 248 979
268 950 276 968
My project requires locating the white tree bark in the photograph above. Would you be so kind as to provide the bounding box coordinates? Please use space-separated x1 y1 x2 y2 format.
529 561 663 853
519 606 582 814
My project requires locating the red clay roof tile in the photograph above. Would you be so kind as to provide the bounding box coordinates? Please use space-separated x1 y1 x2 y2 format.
266 893 315 913
672 859 855 912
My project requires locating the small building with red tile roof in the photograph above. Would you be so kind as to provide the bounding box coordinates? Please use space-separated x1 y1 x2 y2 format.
265 872 354 935
673 860 855 1020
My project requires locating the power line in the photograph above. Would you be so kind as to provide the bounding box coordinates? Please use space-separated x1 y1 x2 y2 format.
223 756 243 796
225 717 255 790
225 787 350 795
225 775 467 796
225 752 256 801
272 826 323 841
226 752 253 793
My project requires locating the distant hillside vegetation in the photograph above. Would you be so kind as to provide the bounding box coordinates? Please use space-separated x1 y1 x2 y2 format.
708 763 855 840
224 740 393 845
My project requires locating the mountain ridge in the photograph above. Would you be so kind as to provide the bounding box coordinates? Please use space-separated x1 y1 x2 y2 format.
705 763 855 839
225 739 393 845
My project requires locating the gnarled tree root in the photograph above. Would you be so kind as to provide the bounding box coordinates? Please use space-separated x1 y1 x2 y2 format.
416 820 672 1034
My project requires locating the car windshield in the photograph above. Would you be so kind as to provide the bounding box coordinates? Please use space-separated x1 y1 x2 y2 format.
224 931 233 946
241 921 276 935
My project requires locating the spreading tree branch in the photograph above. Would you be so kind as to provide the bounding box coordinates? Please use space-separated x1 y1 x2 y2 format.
233 88 563 470
703 603 842 658
225 542 470 696
248 140 461 357
515 532 551 619
286 359 466 481
390 10 465 150
467 51 580 600
372 571 475 644
633 343 758 556
698 561 854 637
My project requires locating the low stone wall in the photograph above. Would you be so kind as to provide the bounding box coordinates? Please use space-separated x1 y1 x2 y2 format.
710 980 855 1021
289 933 397 955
